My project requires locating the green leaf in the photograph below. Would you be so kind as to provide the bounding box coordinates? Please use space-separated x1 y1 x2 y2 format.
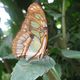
50 66 61 80
2 72 10 80
11 56 55 80
43 64 62 80
0 34 12 57
45 10 61 20
62 50 80 59
55 64 62 78
43 64 61 80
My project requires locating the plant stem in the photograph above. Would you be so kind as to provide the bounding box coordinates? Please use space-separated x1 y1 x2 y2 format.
61 0 67 48
3 59 12 73
46 70 56 80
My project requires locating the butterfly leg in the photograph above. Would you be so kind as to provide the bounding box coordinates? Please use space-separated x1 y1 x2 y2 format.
35 31 48 59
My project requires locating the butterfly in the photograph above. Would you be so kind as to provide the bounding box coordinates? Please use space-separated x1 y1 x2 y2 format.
12 2 48 61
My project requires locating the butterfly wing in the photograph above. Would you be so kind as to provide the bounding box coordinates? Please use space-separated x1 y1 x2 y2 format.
12 2 48 60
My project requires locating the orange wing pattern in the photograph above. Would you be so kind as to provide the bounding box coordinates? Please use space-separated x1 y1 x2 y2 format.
12 2 48 60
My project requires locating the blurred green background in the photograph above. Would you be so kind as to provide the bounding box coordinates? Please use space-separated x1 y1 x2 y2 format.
0 0 80 80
